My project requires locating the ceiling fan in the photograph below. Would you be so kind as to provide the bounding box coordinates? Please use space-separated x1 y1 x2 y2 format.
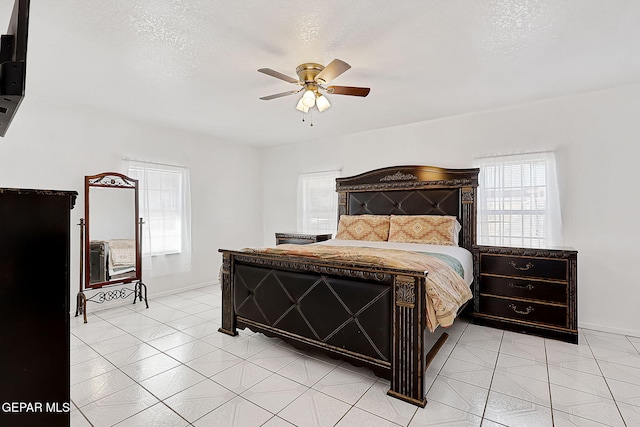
258 59 370 113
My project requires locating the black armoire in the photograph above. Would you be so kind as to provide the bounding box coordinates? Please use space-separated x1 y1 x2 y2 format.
0 188 77 427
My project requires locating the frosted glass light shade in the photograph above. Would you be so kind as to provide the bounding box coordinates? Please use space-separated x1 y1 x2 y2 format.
316 94 331 112
302 90 316 107
296 98 309 113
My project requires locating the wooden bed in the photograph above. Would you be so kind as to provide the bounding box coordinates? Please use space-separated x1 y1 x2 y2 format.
218 165 479 407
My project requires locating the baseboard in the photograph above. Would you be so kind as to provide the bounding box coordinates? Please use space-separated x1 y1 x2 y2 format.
579 322 640 339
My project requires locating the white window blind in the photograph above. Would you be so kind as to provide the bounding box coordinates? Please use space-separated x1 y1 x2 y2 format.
474 152 562 248
297 170 341 235
127 160 192 276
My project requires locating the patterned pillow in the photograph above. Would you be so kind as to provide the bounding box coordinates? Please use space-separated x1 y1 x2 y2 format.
335 215 390 241
388 215 461 246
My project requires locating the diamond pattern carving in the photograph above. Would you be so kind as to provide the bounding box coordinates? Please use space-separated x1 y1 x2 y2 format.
234 264 391 361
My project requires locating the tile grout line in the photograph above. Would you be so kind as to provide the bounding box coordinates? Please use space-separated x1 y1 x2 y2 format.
71 399 94 427
583 331 630 427
478 328 503 425
544 336 555 426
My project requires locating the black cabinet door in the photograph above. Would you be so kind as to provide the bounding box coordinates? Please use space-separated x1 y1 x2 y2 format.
0 190 75 427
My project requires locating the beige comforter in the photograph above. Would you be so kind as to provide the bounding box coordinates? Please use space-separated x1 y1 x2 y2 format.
243 244 472 332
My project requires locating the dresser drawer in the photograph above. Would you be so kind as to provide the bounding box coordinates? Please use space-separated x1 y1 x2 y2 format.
480 254 567 281
478 295 567 327
276 237 315 245
275 233 332 245
479 275 567 304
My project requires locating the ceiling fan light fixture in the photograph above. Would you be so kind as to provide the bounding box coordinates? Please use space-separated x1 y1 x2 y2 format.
296 97 309 113
316 93 331 112
301 89 316 108
258 59 370 121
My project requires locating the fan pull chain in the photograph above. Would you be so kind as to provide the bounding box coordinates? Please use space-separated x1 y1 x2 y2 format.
301 110 313 126
300 110 314 126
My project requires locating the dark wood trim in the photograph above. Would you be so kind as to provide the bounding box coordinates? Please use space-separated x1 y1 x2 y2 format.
473 315 578 344
335 165 479 191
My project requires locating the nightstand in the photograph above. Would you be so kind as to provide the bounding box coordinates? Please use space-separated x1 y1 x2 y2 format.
472 245 578 343
275 232 332 245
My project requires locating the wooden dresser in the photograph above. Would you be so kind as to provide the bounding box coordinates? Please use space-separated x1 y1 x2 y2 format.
0 188 77 426
472 245 578 343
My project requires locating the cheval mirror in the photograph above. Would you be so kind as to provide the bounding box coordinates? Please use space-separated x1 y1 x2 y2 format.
75 172 148 323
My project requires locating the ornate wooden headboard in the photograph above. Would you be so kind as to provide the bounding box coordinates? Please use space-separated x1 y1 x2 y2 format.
336 165 479 252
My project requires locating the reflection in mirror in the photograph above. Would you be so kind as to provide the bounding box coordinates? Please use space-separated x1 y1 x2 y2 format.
88 186 136 284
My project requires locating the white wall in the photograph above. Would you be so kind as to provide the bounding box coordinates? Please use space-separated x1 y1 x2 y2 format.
0 95 264 311
262 83 640 337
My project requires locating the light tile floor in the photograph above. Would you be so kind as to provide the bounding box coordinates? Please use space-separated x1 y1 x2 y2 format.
70 285 640 426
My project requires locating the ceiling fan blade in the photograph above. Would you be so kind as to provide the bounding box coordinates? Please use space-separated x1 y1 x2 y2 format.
326 86 370 97
315 59 351 84
259 89 301 100
257 68 299 84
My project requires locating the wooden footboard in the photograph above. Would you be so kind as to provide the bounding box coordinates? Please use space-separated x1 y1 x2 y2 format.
218 249 440 407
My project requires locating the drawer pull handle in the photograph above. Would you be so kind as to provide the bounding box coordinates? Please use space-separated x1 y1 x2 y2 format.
509 261 534 271
509 304 534 315
508 282 535 291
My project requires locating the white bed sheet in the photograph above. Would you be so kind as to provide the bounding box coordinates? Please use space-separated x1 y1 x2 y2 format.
313 239 473 285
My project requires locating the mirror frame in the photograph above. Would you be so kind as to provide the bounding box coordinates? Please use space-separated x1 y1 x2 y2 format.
84 172 141 289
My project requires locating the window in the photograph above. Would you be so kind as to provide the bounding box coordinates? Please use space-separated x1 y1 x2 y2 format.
127 160 191 275
474 152 562 248
297 170 341 234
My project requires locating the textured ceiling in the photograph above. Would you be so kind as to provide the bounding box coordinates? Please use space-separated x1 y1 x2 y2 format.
5 0 640 146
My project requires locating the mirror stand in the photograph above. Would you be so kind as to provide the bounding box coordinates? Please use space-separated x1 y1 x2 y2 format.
74 172 149 324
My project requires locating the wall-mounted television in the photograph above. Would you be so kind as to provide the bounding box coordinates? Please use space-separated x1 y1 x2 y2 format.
0 0 29 137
